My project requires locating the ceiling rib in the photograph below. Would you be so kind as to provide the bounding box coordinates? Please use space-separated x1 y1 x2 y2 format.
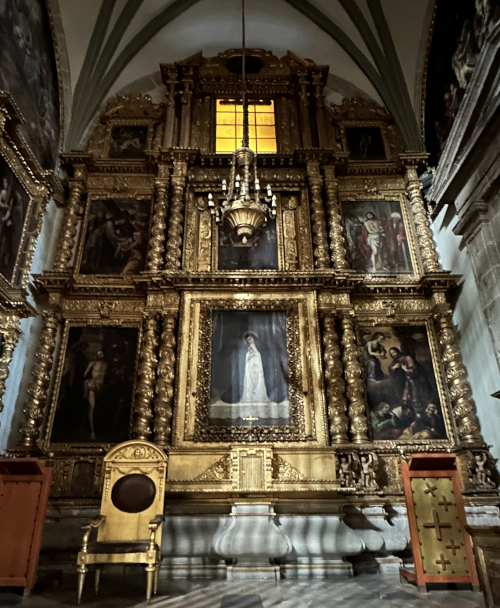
67 0 422 151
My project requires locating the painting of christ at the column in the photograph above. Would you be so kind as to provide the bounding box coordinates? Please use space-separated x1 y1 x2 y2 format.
209 310 290 426
341 199 413 275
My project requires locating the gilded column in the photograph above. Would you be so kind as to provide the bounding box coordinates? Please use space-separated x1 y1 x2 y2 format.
0 316 21 413
405 166 440 273
53 167 86 271
341 314 369 443
18 312 60 449
323 165 349 270
153 315 177 447
180 69 194 148
307 161 330 269
165 160 187 270
297 69 312 148
436 312 483 444
146 169 170 271
163 67 178 148
133 315 159 440
322 314 349 443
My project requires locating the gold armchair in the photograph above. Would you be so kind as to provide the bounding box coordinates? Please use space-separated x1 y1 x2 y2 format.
76 440 167 604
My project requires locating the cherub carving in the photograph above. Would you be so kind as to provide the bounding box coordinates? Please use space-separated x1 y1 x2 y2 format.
470 452 496 489
337 453 355 487
359 453 379 489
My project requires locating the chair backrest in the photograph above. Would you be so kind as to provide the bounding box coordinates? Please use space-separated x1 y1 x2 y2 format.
97 440 167 544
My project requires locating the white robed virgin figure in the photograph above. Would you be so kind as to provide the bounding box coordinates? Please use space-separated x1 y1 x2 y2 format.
240 332 271 404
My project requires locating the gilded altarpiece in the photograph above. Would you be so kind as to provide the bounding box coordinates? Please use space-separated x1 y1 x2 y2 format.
17 51 496 513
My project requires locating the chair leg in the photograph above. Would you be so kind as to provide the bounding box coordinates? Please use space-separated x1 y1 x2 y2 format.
77 564 88 604
154 563 160 596
145 565 155 604
94 567 101 595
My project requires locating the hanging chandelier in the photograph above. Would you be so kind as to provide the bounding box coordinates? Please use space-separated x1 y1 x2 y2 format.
207 0 276 245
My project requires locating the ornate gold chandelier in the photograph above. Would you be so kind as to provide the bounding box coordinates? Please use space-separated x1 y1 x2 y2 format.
208 0 276 245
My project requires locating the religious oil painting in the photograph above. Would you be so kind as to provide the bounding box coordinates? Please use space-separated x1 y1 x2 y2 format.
341 199 413 274
50 326 139 445
345 126 386 160
0 0 60 169
0 156 30 283
108 125 148 159
209 310 289 426
79 199 151 275
218 218 278 270
359 325 447 442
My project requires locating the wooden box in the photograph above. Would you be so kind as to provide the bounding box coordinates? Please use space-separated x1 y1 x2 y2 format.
0 458 52 595
400 453 479 592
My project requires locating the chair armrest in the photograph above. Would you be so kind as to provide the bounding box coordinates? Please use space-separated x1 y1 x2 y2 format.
81 515 106 552
148 514 165 550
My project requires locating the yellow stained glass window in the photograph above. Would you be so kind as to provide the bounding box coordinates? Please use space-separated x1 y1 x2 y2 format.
216 99 277 154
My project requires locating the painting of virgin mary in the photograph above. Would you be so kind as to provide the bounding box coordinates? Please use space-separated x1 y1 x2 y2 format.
209 310 290 425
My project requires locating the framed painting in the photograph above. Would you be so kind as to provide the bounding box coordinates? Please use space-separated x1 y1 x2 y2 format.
341 198 415 275
77 197 152 275
45 323 140 448
108 125 149 159
345 126 386 160
358 323 450 443
217 217 279 271
0 155 31 285
174 291 327 446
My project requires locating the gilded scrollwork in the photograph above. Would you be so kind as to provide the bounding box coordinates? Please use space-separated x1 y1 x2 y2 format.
133 314 159 440
282 209 299 271
341 314 369 443
323 166 349 270
435 312 483 445
405 166 440 273
146 174 169 271
193 454 231 481
18 312 61 449
321 314 349 443
165 161 187 270
153 314 177 448
306 161 330 269
271 454 307 481
197 209 212 271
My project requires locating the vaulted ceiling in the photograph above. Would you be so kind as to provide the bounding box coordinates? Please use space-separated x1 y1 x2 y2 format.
52 0 434 151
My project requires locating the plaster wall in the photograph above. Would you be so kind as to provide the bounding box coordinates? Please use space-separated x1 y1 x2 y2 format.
432 205 500 463
0 198 63 453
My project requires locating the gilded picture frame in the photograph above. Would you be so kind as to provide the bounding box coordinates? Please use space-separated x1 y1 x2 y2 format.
173 291 327 447
340 191 423 281
353 312 456 448
340 193 422 278
74 192 154 277
339 120 391 162
103 119 155 160
0 96 50 289
43 318 143 451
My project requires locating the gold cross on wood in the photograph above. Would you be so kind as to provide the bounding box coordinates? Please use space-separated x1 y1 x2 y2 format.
435 553 451 571
438 496 453 511
424 483 438 497
243 415 259 428
445 539 461 555
423 510 452 541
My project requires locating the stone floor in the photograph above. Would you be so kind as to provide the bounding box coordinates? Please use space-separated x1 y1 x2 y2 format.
0 574 486 608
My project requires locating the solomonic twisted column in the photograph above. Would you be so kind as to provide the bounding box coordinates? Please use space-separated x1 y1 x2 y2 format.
133 315 159 440
435 312 483 444
53 171 85 271
146 172 170 271
307 161 330 269
18 312 60 449
153 315 177 447
165 161 187 270
322 314 349 443
340 314 369 443
323 166 349 270
406 166 440 273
